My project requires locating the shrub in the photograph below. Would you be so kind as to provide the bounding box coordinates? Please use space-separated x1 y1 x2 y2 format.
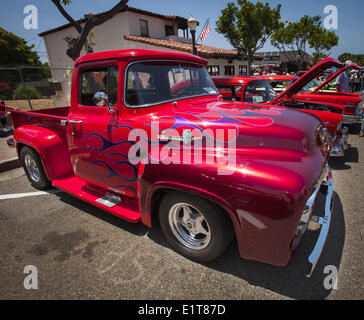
12 85 41 100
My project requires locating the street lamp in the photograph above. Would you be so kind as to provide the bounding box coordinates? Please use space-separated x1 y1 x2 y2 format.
187 15 199 56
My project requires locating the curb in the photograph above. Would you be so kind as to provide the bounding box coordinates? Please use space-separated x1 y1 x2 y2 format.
0 157 21 173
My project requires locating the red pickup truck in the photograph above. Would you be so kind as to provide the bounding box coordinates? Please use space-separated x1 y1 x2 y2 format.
7 49 334 276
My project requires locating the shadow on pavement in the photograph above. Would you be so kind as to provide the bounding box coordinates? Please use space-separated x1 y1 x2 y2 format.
55 192 149 237
347 123 361 135
329 146 359 170
146 192 346 300
55 188 345 300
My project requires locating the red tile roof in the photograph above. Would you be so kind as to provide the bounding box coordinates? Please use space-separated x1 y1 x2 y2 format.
124 35 238 59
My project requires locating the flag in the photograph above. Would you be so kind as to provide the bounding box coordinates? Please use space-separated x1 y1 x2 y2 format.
199 18 211 43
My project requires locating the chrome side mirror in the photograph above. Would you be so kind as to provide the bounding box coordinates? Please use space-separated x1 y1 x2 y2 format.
93 92 115 113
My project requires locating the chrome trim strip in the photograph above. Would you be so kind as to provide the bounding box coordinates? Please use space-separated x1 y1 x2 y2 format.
306 168 334 278
343 114 363 124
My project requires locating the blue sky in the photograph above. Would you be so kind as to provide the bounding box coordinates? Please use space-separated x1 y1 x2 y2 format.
0 0 363 63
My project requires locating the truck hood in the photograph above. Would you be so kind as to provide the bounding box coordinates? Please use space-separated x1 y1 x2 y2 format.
146 99 327 160
271 58 344 103
313 63 363 93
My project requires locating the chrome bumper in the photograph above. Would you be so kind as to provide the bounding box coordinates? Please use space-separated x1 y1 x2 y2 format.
343 106 363 124
306 166 334 277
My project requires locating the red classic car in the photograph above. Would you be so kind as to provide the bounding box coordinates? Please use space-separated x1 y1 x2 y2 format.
300 63 363 124
262 61 363 125
7 49 334 276
212 69 348 157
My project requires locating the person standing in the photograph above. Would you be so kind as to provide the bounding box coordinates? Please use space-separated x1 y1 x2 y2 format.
359 72 364 137
354 72 360 92
336 60 351 92
359 110 364 137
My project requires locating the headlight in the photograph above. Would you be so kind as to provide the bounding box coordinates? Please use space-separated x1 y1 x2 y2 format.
319 127 328 144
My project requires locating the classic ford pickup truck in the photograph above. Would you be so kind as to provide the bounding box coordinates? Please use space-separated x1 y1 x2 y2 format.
7 49 334 276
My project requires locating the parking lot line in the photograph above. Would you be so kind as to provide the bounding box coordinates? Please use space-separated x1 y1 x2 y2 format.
0 189 62 200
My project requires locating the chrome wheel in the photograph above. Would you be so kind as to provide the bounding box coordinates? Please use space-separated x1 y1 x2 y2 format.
24 154 40 182
168 202 211 250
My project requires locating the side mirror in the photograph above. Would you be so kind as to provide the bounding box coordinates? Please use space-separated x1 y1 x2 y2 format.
93 92 115 113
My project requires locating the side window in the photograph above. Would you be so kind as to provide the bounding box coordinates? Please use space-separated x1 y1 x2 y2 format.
80 66 119 106
207 65 219 76
238 65 247 75
165 25 174 37
140 19 149 37
224 66 235 76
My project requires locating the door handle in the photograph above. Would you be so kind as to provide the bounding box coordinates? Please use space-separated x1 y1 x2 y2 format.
69 120 83 125
66 120 83 135
60 120 83 126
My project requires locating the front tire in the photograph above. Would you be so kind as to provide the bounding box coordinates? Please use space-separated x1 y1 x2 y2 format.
159 191 233 262
20 146 51 189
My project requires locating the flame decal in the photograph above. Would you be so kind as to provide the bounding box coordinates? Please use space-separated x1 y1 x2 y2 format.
75 104 282 197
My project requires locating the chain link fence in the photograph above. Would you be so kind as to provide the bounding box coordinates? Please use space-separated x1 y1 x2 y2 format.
0 65 69 111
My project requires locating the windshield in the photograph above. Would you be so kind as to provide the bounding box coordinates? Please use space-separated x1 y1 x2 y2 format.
243 80 277 103
269 80 291 93
300 79 321 92
125 61 219 107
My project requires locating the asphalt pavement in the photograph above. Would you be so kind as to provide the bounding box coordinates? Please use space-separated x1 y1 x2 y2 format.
0 126 363 300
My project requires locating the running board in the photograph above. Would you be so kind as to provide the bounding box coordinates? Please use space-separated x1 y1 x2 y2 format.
52 175 141 223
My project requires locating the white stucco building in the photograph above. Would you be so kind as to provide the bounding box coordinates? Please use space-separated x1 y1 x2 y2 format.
39 6 248 101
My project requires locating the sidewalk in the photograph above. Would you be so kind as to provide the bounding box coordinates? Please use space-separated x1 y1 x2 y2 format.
0 134 21 173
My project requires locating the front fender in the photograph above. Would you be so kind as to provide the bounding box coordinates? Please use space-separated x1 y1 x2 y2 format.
137 152 325 267
14 125 73 180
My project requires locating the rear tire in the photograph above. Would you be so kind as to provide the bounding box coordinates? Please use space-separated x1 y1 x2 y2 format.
20 146 51 190
159 191 234 262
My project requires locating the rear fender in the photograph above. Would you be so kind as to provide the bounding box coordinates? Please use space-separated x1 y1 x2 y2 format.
14 125 73 180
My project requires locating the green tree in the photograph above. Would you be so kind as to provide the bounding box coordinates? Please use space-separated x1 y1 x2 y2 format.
308 28 339 64
0 27 43 66
308 53 328 68
338 52 364 65
215 0 281 75
52 0 129 61
271 15 322 70
0 27 50 83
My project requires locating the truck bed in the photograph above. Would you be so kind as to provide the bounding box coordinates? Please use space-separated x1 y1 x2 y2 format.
9 106 69 130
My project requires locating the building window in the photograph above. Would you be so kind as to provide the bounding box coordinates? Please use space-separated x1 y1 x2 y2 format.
165 25 174 37
207 65 220 76
239 65 247 75
224 66 235 76
140 19 149 37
